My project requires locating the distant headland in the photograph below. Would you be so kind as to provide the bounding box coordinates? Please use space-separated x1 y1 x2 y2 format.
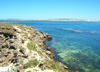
1 18 100 22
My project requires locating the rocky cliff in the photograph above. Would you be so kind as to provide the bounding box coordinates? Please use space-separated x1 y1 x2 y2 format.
0 22 78 72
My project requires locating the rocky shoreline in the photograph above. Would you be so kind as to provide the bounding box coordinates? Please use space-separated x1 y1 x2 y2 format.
0 22 78 72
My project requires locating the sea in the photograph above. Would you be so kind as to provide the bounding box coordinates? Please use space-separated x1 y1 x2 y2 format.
0 20 100 72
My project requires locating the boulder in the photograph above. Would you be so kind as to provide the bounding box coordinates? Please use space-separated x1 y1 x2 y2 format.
21 38 25 43
43 38 47 44
47 47 53 52
50 54 56 61
63 65 68 69
0 34 5 40
47 35 52 41
10 38 15 43
2 43 7 48
45 45 48 48
45 51 51 55
10 43 16 50
41 31 45 34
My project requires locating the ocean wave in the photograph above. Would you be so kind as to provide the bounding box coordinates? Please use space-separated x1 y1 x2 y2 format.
61 28 83 33
37 26 100 34
61 28 100 34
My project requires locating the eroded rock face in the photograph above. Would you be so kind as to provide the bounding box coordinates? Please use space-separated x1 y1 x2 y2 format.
0 23 55 69
0 22 74 72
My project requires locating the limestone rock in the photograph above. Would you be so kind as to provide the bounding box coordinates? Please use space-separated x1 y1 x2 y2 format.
0 48 8 57
47 47 53 52
20 48 26 54
7 53 14 62
10 38 15 43
64 65 68 69
0 22 74 72
45 51 51 55
0 57 6 63
47 35 52 41
2 43 7 48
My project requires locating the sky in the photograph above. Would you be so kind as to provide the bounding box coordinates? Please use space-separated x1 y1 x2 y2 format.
0 0 100 20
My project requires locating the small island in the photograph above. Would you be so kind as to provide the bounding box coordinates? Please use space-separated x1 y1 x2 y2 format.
3 19 100 22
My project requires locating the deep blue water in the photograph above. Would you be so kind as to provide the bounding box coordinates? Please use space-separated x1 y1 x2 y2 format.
1 21 100 72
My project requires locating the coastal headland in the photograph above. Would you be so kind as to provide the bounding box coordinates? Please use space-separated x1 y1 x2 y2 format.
0 22 78 72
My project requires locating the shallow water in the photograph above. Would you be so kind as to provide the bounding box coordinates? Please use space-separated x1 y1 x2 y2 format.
1 21 100 72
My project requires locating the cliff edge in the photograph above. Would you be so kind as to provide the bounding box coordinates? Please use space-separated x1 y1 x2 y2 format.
0 22 78 72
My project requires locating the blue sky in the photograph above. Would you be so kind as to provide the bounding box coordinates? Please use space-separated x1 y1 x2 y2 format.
0 0 100 20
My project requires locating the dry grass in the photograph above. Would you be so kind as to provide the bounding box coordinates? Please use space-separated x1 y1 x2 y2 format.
0 22 14 28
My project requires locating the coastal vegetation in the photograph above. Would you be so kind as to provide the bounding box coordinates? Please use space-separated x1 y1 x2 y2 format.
27 42 37 51
23 59 39 69
24 33 28 37
42 60 67 72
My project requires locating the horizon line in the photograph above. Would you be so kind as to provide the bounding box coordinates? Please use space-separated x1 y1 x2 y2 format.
0 18 100 22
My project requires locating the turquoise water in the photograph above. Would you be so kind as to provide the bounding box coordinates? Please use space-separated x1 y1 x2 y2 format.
1 21 100 72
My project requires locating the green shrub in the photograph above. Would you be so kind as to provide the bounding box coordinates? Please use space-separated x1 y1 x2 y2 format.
0 22 13 27
43 60 67 72
43 60 60 69
44 60 52 65
27 42 37 51
52 62 60 69
27 71 31 72
37 51 42 55
17 24 24 29
23 59 39 69
24 33 28 37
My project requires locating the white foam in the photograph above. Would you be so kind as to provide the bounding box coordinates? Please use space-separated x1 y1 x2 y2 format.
62 28 100 34
62 28 83 33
